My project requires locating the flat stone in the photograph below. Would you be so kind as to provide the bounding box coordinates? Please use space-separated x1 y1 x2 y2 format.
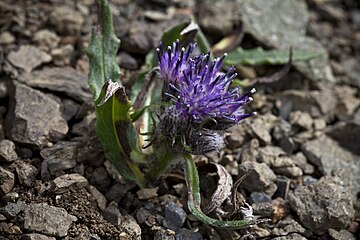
89 167 112 193
258 146 303 178
3 201 26 218
175 228 203 240
238 161 277 196
280 89 337 120
329 229 357 240
52 173 88 194
343 58 360 88
13 160 37 187
238 0 334 82
272 233 307 240
0 140 18 163
197 0 238 35
22 233 56 240
120 214 141 240
164 202 187 230
334 86 360 120
49 6 84 35
0 31 15 44
6 82 68 149
288 171 355 235
34 29 60 51
51 44 74 66
24 202 77 237
271 216 306 237
18 67 91 103
7 45 51 73
0 167 15 196
87 185 107 211
102 201 123 226
289 111 313 130
40 141 79 174
301 135 360 192
248 114 277 145
136 187 158 200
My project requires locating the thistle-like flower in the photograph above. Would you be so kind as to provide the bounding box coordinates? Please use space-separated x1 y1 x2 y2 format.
152 41 256 154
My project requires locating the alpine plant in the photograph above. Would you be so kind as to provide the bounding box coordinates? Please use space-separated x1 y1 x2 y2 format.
149 40 256 155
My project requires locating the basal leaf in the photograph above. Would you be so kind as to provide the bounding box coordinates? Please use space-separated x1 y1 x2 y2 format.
225 47 322 66
85 0 144 186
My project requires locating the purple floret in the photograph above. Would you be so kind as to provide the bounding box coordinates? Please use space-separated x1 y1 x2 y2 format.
156 39 196 84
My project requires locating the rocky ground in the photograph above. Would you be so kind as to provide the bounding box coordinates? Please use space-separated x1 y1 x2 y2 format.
0 0 359 239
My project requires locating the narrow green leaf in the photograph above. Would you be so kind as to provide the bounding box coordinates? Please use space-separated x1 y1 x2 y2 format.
225 47 322 66
85 0 145 186
183 154 253 229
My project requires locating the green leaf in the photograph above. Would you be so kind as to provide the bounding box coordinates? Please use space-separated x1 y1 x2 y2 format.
183 154 254 229
85 0 145 186
224 47 322 66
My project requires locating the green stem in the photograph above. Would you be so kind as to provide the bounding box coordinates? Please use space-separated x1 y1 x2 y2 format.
147 145 178 182
183 154 252 229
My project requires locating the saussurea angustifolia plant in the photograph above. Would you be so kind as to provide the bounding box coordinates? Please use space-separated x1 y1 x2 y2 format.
86 0 321 229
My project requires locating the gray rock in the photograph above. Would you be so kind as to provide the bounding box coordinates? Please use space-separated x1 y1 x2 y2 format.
292 152 314 175
136 187 158 200
22 233 56 240
2 192 19 203
175 228 203 240
271 216 307 237
238 0 334 82
334 86 360 120
40 141 78 174
249 192 271 203
302 175 318 186
328 229 356 240
34 29 60 51
118 52 138 70
280 89 337 120
301 134 360 195
252 202 273 217
226 123 249 150
164 202 187 230
0 167 15 196
0 31 15 45
120 214 141 240
197 0 238 35
18 67 91 103
61 98 80 121
0 223 22 235
51 44 74 66
343 58 360 88
327 122 360 156
106 182 135 203
13 160 37 187
3 201 26 218
102 201 123 226
24 202 77 237
289 111 313 130
0 140 18 163
288 171 355 235
87 185 107 211
274 177 290 199
238 161 277 196
0 214 6 221
248 114 277 145
52 173 88 194
89 167 112 193
258 146 303 178
49 6 84 35
6 82 68 149
272 233 307 240
7 45 51 73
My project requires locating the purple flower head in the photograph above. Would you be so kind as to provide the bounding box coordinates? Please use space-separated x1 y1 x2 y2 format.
156 39 196 84
167 52 256 130
151 41 256 154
